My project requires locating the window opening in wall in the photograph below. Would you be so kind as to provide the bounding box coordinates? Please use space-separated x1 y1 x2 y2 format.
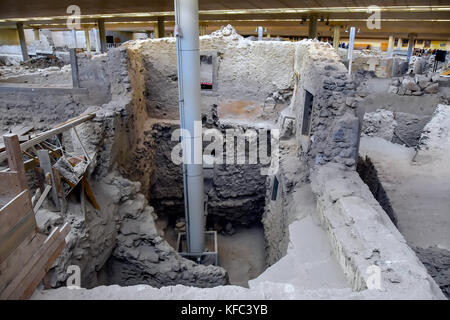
200 55 213 90
301 90 314 136
271 177 279 201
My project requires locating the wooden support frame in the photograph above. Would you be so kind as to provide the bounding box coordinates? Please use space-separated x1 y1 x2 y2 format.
82 176 100 210
3 134 28 192
0 172 22 202
37 150 60 211
0 133 70 300
0 192 36 264
0 223 70 300
0 113 95 163
33 185 52 213
0 190 32 236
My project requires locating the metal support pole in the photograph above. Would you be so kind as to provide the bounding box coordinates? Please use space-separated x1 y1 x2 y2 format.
94 28 101 53
387 35 394 57
174 0 205 256
69 48 80 88
348 27 356 75
84 29 91 53
71 29 78 49
16 22 29 61
257 26 263 41
397 37 402 50
407 34 416 63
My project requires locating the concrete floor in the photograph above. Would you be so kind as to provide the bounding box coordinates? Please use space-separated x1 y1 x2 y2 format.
250 213 350 290
217 226 266 287
157 218 267 287
360 136 450 250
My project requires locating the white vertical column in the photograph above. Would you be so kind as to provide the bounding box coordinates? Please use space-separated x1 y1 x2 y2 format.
258 26 263 41
71 29 78 48
397 37 402 50
387 35 395 57
174 0 205 256
347 27 356 75
84 29 91 53
407 34 416 63
94 28 101 53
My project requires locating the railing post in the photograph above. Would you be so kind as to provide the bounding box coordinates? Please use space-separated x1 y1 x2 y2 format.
3 134 28 191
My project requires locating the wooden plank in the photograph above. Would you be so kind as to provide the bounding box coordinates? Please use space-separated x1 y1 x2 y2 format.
33 185 51 213
0 189 32 237
23 158 39 171
3 134 27 191
0 211 36 264
37 150 60 211
18 135 32 143
83 177 101 210
0 233 45 293
0 171 22 199
52 168 63 198
0 114 95 163
10 125 34 137
0 223 69 300
19 241 66 300
34 167 45 192
22 149 62 172
80 177 86 216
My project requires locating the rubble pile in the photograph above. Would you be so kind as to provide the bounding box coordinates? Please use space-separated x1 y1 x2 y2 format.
389 73 441 96
21 55 66 69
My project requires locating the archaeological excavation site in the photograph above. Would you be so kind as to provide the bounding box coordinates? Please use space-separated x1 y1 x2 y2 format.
0 1 449 303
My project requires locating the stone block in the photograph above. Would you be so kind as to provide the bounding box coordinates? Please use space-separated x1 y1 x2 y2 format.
388 86 398 94
401 77 420 92
424 82 439 94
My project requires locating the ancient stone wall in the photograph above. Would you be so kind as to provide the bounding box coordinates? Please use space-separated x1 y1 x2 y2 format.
290 41 360 168
262 140 310 266
311 163 445 298
124 25 295 120
77 53 112 103
113 26 295 226
41 44 229 288
0 52 111 135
